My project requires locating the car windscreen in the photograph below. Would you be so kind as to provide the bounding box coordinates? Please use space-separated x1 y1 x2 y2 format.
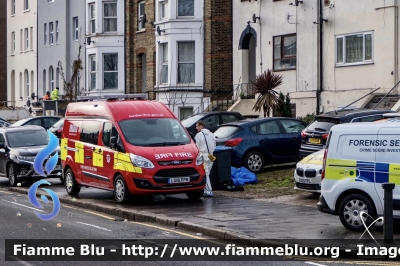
214 126 242 139
180 114 204 127
51 118 64 129
119 118 191 147
307 118 340 132
6 130 49 147
11 119 29 127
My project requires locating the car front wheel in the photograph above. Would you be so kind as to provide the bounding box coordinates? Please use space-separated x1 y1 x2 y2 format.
8 164 18 187
244 151 264 173
338 194 376 231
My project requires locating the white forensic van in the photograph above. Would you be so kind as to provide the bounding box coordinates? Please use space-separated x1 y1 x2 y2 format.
317 122 400 231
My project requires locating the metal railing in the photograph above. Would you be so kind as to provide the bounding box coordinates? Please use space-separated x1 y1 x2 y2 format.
191 83 255 115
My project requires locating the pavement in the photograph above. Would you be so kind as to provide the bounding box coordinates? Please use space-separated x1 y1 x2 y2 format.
2 178 400 258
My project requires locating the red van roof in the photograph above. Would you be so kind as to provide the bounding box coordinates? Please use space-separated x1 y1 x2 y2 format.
65 100 176 121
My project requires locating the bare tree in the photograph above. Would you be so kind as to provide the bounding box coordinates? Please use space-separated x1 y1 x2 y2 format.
58 45 83 102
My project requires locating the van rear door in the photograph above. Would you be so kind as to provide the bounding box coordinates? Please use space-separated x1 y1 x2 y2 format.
375 127 400 217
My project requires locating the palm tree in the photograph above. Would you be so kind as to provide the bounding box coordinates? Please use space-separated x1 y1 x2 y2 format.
251 69 283 117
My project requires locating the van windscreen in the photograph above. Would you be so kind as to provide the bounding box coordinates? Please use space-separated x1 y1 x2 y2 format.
119 118 191 147
307 118 340 132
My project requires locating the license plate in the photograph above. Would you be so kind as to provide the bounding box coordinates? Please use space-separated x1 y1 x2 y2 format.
299 178 311 184
309 138 321 144
168 177 190 184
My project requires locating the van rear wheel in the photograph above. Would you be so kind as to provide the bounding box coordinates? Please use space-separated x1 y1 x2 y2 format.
338 194 376 231
65 168 80 195
114 175 131 204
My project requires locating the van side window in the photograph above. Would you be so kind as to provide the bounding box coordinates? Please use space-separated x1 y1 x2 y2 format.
80 121 101 145
102 122 120 148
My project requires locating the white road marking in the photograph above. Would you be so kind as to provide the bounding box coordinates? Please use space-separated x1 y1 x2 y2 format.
305 262 327 266
76 221 112 232
1 199 44 212
8 256 34 266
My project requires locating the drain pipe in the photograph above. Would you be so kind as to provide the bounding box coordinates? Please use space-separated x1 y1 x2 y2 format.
317 0 323 115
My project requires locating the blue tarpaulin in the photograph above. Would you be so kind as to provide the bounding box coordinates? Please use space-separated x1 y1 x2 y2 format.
230 167 258 186
214 146 233 152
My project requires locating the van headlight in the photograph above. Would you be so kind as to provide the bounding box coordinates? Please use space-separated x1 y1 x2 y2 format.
195 153 204 166
130 154 154 169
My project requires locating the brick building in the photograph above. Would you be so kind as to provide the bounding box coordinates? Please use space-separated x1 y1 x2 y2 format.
203 0 233 94
0 0 7 102
126 0 157 96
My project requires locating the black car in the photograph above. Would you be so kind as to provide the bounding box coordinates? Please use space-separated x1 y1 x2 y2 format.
181 111 246 138
299 109 394 158
10 116 61 130
49 118 64 138
0 126 61 186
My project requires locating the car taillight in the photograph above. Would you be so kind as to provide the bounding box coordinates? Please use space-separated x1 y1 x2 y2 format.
322 133 329 140
321 148 328 180
301 130 306 139
224 138 243 147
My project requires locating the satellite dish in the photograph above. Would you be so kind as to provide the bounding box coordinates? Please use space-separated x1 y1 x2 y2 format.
31 92 36 100
140 14 147 29
156 26 165 36
252 13 260 23
86 37 92 45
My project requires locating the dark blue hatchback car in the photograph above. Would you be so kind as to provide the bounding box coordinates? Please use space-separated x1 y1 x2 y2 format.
214 118 308 173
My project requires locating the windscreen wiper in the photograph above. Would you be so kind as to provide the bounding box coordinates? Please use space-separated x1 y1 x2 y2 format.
146 142 182 147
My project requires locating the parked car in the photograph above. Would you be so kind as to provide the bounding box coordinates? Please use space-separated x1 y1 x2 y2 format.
10 116 61 130
299 109 393 159
214 118 308 173
49 118 64 138
0 118 11 127
374 112 400 122
294 149 324 193
0 126 61 186
181 112 246 138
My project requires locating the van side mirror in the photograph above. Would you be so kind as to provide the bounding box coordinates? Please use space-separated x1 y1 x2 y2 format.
110 136 125 153
110 136 117 147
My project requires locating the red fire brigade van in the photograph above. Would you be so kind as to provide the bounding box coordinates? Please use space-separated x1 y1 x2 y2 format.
61 95 206 203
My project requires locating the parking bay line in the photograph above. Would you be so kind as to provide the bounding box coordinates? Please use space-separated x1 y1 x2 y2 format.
76 221 112 232
1 199 44 212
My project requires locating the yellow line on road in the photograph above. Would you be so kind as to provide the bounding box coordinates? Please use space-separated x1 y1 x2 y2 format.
83 210 115 220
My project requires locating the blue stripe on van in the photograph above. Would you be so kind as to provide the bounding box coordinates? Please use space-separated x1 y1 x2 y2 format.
375 163 390 183
376 163 389 172
357 161 375 168
358 169 374 183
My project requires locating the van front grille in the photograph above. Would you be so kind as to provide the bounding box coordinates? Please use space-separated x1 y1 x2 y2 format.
155 168 198 177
